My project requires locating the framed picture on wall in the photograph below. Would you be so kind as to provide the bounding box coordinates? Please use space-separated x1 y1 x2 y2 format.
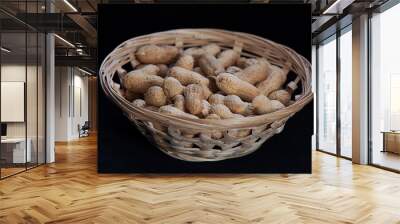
1 81 25 122
98 4 313 173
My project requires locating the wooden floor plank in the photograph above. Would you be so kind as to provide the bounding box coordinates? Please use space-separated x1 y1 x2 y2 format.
0 135 400 223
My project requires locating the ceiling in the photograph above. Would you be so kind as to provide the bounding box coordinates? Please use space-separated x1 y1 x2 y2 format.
0 0 390 70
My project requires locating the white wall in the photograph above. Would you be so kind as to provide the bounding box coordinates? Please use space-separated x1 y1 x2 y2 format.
55 66 70 141
55 66 89 141
1 64 46 164
1 65 42 137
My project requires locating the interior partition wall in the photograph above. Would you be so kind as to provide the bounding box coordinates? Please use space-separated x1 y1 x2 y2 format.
0 1 46 179
316 25 353 159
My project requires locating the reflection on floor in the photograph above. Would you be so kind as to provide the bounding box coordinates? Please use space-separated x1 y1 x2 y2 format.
1 135 400 223
0 162 41 178
0 167 25 178
373 150 400 171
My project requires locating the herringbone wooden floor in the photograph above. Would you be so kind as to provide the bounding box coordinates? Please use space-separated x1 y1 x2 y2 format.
1 135 400 224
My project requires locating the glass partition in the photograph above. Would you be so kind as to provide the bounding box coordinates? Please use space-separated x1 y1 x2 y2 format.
1 31 28 177
0 2 46 179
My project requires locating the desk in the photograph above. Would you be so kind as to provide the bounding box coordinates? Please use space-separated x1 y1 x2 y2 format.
382 131 400 154
1 138 31 163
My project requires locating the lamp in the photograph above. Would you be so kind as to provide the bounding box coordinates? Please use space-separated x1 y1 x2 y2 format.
77 67 93 76
1 47 11 53
54 34 75 48
63 0 78 12
322 0 354 15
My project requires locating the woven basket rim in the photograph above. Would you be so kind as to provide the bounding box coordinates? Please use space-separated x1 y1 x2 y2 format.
99 28 313 130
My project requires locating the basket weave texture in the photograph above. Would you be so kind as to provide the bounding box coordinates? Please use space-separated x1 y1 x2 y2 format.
99 29 313 162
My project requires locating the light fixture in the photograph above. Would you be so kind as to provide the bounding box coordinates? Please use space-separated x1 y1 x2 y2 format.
1 47 11 53
54 34 75 48
322 0 344 15
77 67 93 76
63 0 78 12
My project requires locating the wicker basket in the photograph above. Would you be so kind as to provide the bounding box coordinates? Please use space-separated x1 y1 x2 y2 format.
99 29 313 162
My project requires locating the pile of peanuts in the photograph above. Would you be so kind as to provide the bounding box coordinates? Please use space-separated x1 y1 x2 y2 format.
113 43 296 123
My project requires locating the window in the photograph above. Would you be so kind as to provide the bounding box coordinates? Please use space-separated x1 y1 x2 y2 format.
317 36 337 154
370 3 400 171
339 28 352 158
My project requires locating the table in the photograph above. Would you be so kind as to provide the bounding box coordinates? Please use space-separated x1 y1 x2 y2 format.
382 131 400 154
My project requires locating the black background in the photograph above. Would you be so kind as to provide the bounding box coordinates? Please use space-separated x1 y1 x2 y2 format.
98 4 313 173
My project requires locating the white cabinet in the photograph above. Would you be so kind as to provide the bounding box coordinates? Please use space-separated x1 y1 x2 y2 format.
1 138 32 163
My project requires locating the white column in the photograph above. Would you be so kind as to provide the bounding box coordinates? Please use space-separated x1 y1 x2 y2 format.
45 0 56 163
46 32 55 163
352 14 369 164
312 45 317 150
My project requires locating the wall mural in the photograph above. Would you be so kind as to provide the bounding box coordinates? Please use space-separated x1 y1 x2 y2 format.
98 4 313 173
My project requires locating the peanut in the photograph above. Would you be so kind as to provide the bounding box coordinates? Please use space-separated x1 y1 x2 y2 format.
271 100 285 111
184 84 204 115
159 105 199 120
217 49 240 68
156 64 169 77
234 59 271 84
168 66 209 86
257 65 290 96
223 95 253 115
201 100 211 117
202 43 221 56
163 77 184 99
202 86 213 100
124 90 141 102
268 89 291 106
226 66 242 74
136 44 179 64
144 86 167 107
138 64 160 75
173 95 185 111
175 54 194 70
123 65 163 94
193 67 204 75
129 53 140 68
132 99 158 112
216 73 260 102
210 104 236 119
198 54 224 77
252 95 284 115
184 43 221 58
236 57 259 68
132 99 146 107
208 94 225 105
